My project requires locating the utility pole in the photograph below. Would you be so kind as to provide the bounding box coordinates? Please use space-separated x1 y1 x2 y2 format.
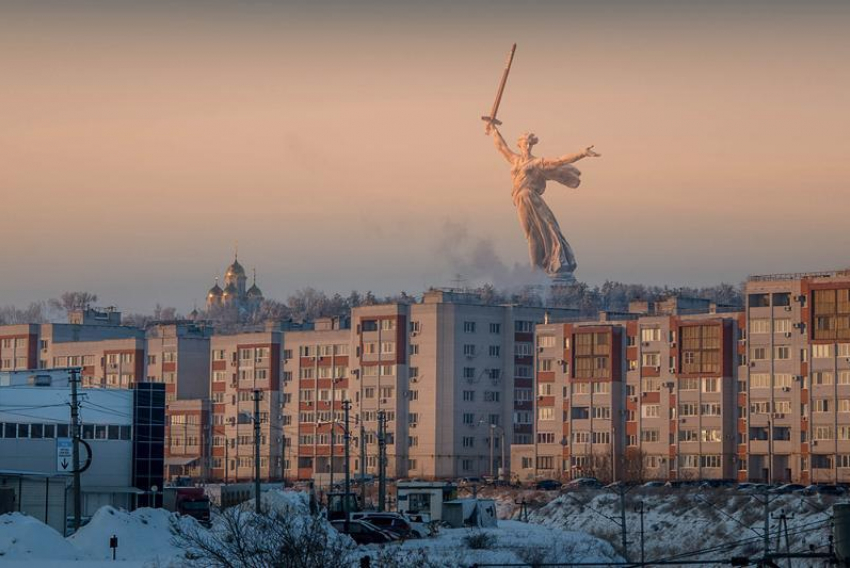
489 424 495 479
69 368 82 532
619 486 628 562
359 421 366 507
762 489 770 561
377 410 386 512
329 416 335 493
253 389 262 515
343 400 351 533
636 501 645 566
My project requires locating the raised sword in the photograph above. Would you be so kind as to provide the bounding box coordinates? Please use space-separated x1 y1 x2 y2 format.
482 43 517 131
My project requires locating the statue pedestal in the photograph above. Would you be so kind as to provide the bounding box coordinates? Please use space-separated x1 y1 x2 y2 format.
550 272 577 286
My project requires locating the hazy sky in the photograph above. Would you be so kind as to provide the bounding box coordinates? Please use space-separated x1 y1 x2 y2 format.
1 1 849 312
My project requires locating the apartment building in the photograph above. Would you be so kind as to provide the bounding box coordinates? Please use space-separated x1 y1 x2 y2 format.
743 270 850 484
281 317 352 485
166 399 211 480
513 299 742 483
209 326 285 482
146 322 212 403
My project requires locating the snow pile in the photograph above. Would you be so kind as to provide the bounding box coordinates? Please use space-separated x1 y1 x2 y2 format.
376 520 621 566
0 513 84 561
526 488 836 563
68 506 193 563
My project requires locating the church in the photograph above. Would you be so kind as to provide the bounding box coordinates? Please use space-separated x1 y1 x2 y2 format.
206 254 263 312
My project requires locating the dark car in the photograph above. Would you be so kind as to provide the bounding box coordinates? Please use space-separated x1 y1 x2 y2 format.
535 479 563 491
769 483 806 494
349 513 416 539
331 520 397 545
815 484 846 496
563 477 602 490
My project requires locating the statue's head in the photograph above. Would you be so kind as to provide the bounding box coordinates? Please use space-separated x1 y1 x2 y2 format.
517 132 538 152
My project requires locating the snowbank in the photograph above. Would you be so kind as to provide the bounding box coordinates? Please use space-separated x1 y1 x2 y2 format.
374 520 621 566
67 506 192 563
0 512 84 561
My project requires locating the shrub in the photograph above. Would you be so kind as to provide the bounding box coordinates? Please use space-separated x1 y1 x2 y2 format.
463 530 496 550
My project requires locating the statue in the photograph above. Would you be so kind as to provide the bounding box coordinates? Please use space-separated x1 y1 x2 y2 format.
482 45 601 284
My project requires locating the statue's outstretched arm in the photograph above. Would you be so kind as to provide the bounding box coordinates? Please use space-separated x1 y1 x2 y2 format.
545 146 601 167
489 125 517 163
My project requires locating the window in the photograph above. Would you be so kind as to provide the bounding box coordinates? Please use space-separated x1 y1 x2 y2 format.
409 390 419 401
640 429 659 443
515 321 533 333
463 321 476 333
463 390 475 402
381 319 396 331
490 323 501 334
573 382 589 395
572 431 590 444
751 347 767 360
363 342 377 355
640 327 661 342
814 399 830 413
514 388 531 402
701 429 721 442
812 289 850 341
702 378 720 393
381 342 395 354
410 344 419 355
538 407 554 421
774 319 792 334
410 321 421 333
775 374 792 388
380 364 395 376
679 429 698 442
750 319 771 334
463 413 475 425
774 346 790 360
515 365 532 378
701 403 721 416
489 345 500 357
814 372 834 386
679 403 698 417
484 391 500 402
538 359 554 372
680 378 699 390
592 406 611 419
463 367 476 379
462 436 475 448
592 382 610 394
515 343 533 356
463 344 476 356
641 353 660 367
641 405 660 418
538 335 556 348
814 426 833 440
592 431 610 444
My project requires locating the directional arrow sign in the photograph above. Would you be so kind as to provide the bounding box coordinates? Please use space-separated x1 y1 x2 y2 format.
57 437 73 473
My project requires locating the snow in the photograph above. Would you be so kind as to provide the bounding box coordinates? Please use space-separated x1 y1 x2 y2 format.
67 506 192 563
0 512 83 561
373 520 622 566
519 487 836 564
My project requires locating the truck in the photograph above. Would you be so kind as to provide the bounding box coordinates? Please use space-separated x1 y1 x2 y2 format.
163 487 211 524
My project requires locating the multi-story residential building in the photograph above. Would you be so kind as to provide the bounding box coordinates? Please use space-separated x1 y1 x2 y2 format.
281 317 352 485
166 398 211 480
513 298 742 483
743 270 850 484
209 325 285 483
279 290 578 484
146 322 212 403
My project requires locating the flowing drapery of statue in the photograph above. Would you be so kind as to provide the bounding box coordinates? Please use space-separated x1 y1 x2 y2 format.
481 44 601 284
487 124 600 284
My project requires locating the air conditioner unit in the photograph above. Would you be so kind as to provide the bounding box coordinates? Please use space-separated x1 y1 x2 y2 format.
669 367 676 374
782 386 791 392
538 347 545 353
629 395 638 402
653 366 661 372
411 331 418 337
784 306 792 312
410 377 419 383
792 323 802 329
641 392 648 397
794 375 804 381
669 342 676 348
751 362 757 367
557 359 566 365
381 398 389 404
784 332 792 338
812 440 818 446
642 342 651 347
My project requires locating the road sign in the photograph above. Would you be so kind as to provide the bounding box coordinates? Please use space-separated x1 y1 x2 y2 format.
57 437 73 473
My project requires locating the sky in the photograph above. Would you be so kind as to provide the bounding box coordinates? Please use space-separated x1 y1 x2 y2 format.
1 0 848 313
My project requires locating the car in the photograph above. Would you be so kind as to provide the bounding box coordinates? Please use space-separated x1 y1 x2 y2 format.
769 483 807 494
737 483 769 494
641 481 666 489
331 519 398 545
348 512 418 539
699 480 736 489
458 477 483 486
813 484 845 496
563 477 601 490
535 479 562 491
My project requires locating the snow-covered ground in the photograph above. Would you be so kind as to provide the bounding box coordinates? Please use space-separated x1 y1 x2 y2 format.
0 488 622 567
514 487 837 565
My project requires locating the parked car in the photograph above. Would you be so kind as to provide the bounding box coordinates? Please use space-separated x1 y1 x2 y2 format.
807 484 846 496
769 483 807 494
563 477 601 490
535 479 563 491
349 512 417 539
699 480 736 489
641 481 666 489
737 483 769 493
331 519 398 545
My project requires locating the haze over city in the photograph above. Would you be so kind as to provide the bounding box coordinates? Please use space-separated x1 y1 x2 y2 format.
2 0 848 312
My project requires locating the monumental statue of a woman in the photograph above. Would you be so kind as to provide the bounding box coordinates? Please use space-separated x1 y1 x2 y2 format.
486 122 600 284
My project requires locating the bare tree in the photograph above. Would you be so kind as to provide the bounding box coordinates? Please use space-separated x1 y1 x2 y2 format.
0 302 49 325
172 505 355 568
48 291 98 313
